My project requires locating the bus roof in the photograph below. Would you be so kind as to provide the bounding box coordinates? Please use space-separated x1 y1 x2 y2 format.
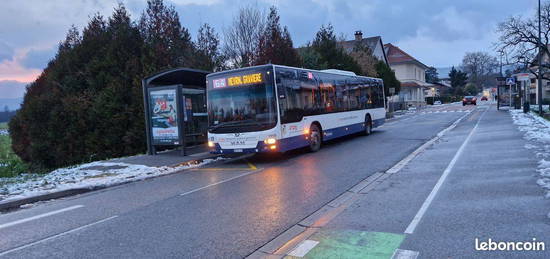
207 64 383 82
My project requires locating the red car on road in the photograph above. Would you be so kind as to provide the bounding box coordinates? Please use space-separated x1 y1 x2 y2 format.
481 96 488 101
463 96 477 106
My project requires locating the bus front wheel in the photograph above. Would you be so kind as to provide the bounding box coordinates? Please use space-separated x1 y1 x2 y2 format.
364 116 372 135
308 124 321 152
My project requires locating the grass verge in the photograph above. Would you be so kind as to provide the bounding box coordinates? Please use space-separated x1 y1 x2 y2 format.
0 131 28 178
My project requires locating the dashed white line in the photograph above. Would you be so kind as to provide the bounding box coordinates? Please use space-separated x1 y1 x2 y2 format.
404 107 488 234
180 169 262 196
0 215 118 257
288 240 319 257
0 205 84 230
392 249 419 259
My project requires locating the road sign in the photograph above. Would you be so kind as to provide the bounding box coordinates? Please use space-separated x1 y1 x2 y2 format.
506 77 516 85
515 73 530 81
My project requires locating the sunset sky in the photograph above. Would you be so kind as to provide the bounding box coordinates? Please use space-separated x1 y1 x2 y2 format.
0 0 537 100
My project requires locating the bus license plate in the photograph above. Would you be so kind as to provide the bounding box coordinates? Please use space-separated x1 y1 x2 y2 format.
233 149 243 152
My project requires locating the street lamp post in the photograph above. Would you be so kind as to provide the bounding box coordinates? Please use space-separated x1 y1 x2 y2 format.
519 56 531 113
538 0 544 114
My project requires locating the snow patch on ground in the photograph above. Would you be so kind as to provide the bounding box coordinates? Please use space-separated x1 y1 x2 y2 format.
510 110 550 217
0 129 8 136
0 157 224 202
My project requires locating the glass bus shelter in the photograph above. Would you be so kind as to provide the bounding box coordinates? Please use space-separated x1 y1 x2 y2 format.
142 68 210 155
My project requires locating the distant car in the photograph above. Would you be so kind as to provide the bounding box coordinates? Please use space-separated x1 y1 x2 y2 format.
434 100 442 105
481 96 488 101
463 96 477 106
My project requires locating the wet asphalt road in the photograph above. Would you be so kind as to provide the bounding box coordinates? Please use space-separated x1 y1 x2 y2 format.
0 104 474 258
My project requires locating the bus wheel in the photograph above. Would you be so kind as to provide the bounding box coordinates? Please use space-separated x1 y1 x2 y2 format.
308 124 321 152
364 117 372 135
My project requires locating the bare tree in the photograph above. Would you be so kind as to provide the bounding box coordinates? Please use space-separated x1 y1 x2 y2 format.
349 41 378 77
495 2 550 80
223 6 265 68
461 51 498 89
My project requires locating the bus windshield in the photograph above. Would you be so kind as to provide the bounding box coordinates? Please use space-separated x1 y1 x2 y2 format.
207 68 277 133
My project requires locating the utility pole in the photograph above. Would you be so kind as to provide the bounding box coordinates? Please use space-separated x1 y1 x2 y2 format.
500 52 503 76
538 0 544 114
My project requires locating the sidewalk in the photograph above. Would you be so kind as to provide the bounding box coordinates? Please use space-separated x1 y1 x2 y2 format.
111 144 215 167
0 144 224 211
273 105 550 258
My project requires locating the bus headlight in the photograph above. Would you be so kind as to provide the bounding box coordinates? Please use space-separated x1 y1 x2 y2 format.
264 138 277 145
208 141 215 147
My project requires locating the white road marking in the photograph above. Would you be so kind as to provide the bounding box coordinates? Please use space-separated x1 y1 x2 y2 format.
404 107 488 234
0 215 118 256
288 240 319 257
0 205 84 230
391 249 419 259
180 169 262 196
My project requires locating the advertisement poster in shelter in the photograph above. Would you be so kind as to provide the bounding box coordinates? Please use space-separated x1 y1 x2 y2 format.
150 89 179 145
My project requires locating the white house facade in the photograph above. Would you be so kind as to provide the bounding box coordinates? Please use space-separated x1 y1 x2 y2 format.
384 43 430 107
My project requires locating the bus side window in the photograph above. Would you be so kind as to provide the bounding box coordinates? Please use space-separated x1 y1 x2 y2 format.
373 82 384 108
348 79 360 110
378 83 385 108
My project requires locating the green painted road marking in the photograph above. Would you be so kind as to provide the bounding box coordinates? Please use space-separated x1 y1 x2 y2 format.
288 230 404 259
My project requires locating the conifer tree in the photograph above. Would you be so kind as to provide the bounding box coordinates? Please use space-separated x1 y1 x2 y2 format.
195 23 224 71
255 6 301 66
311 24 361 74
375 61 401 97
139 0 195 72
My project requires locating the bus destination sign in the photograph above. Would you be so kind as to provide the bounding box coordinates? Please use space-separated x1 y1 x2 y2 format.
227 73 263 86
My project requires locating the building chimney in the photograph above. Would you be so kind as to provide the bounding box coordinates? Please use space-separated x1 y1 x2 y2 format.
354 30 363 41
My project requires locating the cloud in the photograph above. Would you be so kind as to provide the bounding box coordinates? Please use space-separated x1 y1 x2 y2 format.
0 49 42 83
168 0 221 5
0 0 147 82
0 0 542 84
391 1 536 67
0 80 27 99
21 47 57 69
0 41 13 62
397 31 498 68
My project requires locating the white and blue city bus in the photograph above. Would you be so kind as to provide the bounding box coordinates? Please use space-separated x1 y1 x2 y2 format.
206 64 386 154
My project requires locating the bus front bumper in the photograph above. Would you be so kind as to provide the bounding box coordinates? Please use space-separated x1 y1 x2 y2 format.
209 141 278 154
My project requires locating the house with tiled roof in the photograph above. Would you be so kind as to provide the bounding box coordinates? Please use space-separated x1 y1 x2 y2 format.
338 31 388 64
384 43 431 107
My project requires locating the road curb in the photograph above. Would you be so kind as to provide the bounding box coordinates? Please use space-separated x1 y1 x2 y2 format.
0 188 95 212
0 154 227 212
246 109 475 258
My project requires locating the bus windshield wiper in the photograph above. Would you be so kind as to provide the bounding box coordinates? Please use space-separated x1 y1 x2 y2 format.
209 120 264 130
